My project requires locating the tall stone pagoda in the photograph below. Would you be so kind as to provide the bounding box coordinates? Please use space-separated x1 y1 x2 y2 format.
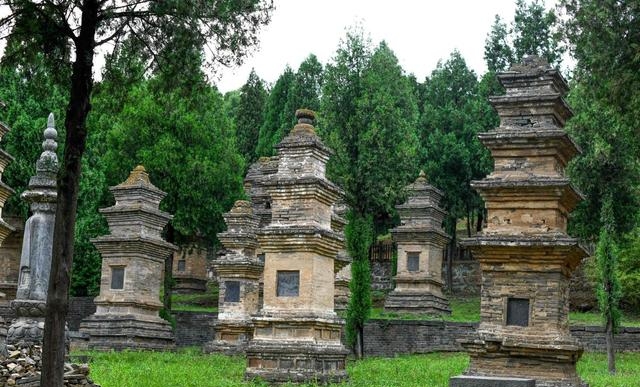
205 200 263 354
80 165 177 350
245 109 349 384
450 57 588 387
0 108 16 246
384 171 450 315
7 114 58 346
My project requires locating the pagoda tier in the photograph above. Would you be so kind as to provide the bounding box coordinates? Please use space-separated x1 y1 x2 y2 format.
450 57 589 387
0 120 16 244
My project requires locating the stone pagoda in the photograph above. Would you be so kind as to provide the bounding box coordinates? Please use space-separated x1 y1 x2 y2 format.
384 171 450 315
245 109 349 384
7 113 58 346
0 216 23 303
205 200 263 354
450 57 588 387
0 109 16 246
80 165 177 350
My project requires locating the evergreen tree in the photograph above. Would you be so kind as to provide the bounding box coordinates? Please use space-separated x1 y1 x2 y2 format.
484 15 513 73
255 67 295 157
595 194 622 374
512 0 563 66
287 54 323 113
235 69 267 163
344 213 373 359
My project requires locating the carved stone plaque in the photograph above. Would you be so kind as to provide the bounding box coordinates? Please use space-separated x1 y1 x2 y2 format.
277 270 299 297
407 252 420 272
177 259 186 272
224 280 240 302
506 298 529 327
111 267 125 290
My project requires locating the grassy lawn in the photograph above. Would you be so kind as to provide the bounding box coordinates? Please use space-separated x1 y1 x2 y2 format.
171 288 218 312
83 349 640 387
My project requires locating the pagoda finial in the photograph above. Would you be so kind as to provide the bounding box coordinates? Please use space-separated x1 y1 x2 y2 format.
418 170 427 182
35 112 59 177
291 109 316 135
121 165 151 187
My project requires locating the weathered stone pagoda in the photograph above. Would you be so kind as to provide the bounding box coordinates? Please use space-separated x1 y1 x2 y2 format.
80 165 177 350
384 171 450 315
450 57 588 387
0 216 23 303
0 111 16 246
332 201 350 312
245 109 349 384
205 200 263 354
7 113 58 346
173 243 208 293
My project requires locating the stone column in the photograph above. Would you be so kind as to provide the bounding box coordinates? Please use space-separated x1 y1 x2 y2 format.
80 165 177 350
450 57 588 387
0 112 16 246
7 113 58 347
245 109 349 384
384 171 451 315
205 200 263 354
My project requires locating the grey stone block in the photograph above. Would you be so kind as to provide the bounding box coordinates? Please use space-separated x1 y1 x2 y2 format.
450 375 535 387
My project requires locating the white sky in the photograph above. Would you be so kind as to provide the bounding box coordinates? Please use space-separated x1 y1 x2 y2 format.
214 0 547 92
2 1 560 92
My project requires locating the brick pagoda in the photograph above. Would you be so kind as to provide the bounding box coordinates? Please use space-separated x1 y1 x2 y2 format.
384 171 450 315
81 165 177 350
245 109 349 384
0 110 15 245
450 57 588 387
205 200 263 354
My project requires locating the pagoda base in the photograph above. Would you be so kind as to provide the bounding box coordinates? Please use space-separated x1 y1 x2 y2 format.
450 375 535 387
245 315 349 384
80 314 174 351
245 341 349 384
204 321 253 355
456 335 587 387
384 291 451 315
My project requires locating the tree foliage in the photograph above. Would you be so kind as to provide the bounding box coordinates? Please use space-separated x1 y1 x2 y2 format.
255 66 295 157
235 69 267 163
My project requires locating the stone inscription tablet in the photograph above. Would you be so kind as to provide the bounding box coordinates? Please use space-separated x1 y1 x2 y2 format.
111 267 125 290
277 270 299 297
407 252 420 272
224 280 240 302
506 298 530 326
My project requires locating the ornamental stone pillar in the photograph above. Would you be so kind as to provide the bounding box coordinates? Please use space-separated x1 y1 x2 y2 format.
205 200 263 354
450 56 588 387
80 165 177 350
7 114 58 347
384 171 451 315
245 109 349 384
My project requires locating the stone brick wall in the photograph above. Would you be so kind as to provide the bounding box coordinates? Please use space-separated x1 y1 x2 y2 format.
362 320 640 357
363 320 477 356
172 311 216 347
66 297 97 330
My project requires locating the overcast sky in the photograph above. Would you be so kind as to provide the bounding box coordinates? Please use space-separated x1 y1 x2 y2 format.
214 0 554 92
1 1 559 92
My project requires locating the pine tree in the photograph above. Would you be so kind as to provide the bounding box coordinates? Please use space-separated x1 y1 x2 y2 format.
255 67 295 157
484 15 513 73
235 69 267 163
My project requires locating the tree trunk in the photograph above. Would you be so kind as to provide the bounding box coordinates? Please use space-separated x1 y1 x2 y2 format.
476 208 484 232
355 326 363 360
163 252 173 313
446 232 455 292
606 314 616 374
42 1 98 386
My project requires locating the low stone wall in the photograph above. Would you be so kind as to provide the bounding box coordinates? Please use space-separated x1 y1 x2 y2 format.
172 311 216 347
67 297 97 331
363 320 640 357
363 320 477 356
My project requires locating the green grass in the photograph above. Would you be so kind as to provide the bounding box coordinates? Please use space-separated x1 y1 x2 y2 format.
171 289 218 312
570 310 640 327
369 296 480 322
82 349 640 387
